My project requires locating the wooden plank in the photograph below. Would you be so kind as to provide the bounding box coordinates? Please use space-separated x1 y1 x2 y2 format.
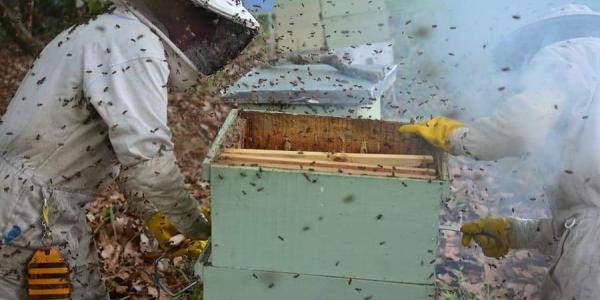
202 110 240 181
320 0 388 18
217 153 436 177
215 160 435 180
221 148 434 168
221 116 248 149
203 265 434 300
275 0 320 6
322 13 391 48
273 0 325 52
275 26 326 53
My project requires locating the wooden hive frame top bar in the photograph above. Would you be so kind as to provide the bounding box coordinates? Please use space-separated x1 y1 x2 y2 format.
217 111 444 180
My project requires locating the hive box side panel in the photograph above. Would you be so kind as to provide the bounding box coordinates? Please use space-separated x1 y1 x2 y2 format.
210 165 442 284
201 110 240 181
320 0 388 18
273 0 325 52
203 266 434 300
322 13 391 49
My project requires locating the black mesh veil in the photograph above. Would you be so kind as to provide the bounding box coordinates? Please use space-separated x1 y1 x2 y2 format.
122 0 258 75
181 16 257 75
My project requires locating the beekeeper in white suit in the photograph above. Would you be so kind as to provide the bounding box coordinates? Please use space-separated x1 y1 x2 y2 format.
0 0 258 298
400 4 600 300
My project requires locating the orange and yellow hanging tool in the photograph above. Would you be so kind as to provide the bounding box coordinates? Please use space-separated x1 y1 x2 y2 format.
27 195 72 300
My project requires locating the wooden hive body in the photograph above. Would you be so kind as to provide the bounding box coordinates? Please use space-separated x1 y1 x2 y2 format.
198 110 446 299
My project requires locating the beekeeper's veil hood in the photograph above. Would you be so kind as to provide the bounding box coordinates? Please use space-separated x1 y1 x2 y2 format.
112 0 260 92
495 4 600 71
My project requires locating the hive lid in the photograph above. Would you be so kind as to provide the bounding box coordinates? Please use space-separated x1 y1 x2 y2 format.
222 64 397 106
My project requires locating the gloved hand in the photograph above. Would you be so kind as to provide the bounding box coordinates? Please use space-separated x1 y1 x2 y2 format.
460 216 512 258
398 117 464 153
146 211 209 258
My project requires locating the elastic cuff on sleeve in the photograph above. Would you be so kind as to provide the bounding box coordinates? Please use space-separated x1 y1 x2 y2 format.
508 217 554 254
448 127 470 156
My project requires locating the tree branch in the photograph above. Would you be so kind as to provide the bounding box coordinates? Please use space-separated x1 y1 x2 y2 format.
25 0 34 31
0 0 43 56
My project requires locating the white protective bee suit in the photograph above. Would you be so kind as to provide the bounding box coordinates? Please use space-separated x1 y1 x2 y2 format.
0 1 258 299
449 5 600 300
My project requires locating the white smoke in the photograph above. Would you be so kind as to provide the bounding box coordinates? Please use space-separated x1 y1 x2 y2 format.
390 0 600 121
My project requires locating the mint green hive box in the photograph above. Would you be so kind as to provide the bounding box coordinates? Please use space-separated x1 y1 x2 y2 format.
196 110 446 299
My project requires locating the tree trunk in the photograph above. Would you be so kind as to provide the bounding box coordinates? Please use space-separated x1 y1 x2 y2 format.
0 0 43 56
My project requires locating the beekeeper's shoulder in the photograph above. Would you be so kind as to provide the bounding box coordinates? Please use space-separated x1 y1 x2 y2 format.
72 6 165 67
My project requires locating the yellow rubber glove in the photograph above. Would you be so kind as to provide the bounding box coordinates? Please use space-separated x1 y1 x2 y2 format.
398 117 464 153
460 216 511 258
146 212 209 258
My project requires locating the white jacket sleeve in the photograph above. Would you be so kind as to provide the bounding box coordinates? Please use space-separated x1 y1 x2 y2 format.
84 58 209 239
508 218 556 255
118 151 210 239
449 91 564 161
449 45 573 161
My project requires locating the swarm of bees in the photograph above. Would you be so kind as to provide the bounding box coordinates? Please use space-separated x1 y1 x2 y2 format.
2 0 587 298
